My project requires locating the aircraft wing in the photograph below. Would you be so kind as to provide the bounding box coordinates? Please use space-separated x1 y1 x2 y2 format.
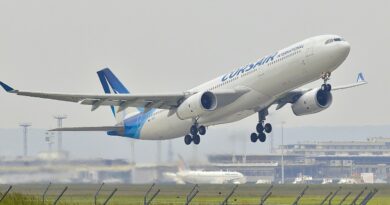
274 72 367 110
331 72 367 90
0 82 250 111
0 81 185 110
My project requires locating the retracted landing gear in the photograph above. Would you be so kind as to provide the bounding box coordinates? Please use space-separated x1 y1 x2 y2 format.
250 110 272 143
321 72 332 92
184 122 206 145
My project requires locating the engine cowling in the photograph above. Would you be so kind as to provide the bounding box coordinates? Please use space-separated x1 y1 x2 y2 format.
176 91 217 120
291 88 333 116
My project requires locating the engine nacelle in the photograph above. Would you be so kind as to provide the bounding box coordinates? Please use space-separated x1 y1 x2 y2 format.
176 91 217 120
291 88 333 116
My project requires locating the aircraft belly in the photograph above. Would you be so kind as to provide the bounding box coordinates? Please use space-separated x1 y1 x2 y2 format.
200 89 273 125
183 176 223 184
140 112 192 140
140 87 275 138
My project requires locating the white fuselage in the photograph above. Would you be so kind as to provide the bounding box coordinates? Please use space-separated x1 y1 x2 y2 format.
137 35 350 140
168 170 246 184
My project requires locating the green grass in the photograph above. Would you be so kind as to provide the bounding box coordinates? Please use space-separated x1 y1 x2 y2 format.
1 184 389 205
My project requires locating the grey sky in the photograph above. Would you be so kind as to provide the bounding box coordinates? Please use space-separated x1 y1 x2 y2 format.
0 1 389 129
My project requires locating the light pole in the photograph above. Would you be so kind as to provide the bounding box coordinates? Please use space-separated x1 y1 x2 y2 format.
19 123 31 157
281 121 285 184
157 141 162 164
53 114 67 152
130 140 135 164
168 140 173 163
268 113 274 153
350 161 354 177
45 132 55 159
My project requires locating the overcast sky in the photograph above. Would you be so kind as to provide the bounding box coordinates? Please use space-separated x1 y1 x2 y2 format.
0 1 389 161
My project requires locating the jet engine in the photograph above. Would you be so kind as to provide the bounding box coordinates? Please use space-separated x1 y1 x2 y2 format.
291 88 332 116
176 91 217 120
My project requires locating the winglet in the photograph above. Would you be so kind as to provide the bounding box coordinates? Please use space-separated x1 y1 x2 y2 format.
0 81 16 93
357 72 366 83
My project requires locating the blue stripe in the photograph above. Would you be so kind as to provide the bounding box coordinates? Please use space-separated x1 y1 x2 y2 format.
121 109 155 138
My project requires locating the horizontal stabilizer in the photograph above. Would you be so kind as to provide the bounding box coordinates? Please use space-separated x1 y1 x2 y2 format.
49 126 123 132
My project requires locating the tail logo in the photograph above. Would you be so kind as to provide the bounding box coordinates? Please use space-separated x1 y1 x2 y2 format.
357 72 366 82
97 68 130 117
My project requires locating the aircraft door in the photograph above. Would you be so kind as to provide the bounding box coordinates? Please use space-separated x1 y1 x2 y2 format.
301 41 315 70
305 42 314 58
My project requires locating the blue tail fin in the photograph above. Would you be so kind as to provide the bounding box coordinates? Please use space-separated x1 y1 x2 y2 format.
97 68 132 117
97 68 130 95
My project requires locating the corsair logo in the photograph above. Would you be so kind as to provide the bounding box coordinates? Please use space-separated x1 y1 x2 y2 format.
221 52 278 82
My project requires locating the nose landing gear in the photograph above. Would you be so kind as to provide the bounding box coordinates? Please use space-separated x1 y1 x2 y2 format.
184 123 206 145
321 72 332 92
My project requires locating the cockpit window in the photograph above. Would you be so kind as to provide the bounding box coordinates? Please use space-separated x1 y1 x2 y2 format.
325 37 345 44
325 39 334 44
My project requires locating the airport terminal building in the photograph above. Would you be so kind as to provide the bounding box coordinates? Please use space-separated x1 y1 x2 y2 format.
204 137 390 183
1 137 390 184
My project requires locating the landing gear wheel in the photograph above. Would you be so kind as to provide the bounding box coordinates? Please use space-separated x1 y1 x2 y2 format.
250 133 258 143
198 126 206 135
184 135 192 145
256 123 264 133
253 110 272 143
258 132 266 142
190 125 198 135
193 134 200 145
264 123 272 133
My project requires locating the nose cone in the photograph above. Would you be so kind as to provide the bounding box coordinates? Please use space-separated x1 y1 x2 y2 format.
239 175 247 184
339 41 351 56
332 40 350 66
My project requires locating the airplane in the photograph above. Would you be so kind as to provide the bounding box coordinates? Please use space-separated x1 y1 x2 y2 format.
164 169 246 184
164 156 246 184
0 34 367 145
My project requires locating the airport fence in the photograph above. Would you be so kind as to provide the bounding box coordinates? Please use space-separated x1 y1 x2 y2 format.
0 183 381 205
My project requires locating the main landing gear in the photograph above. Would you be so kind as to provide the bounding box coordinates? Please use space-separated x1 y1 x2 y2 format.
321 72 332 92
251 110 272 143
184 123 206 145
